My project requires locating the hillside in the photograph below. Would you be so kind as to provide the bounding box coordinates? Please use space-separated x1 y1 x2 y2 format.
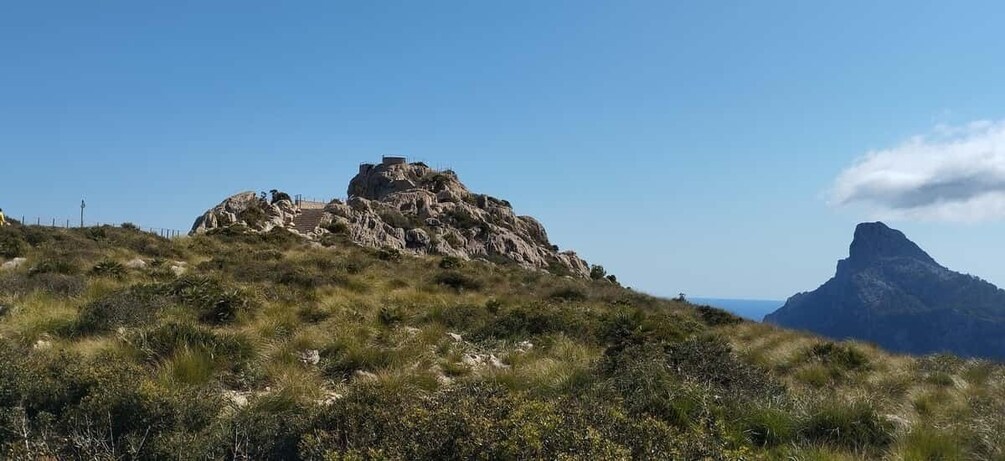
766 222 1005 360
0 223 1002 460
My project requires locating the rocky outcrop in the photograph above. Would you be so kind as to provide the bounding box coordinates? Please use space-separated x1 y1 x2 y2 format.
190 192 300 234
190 160 590 277
765 222 1005 360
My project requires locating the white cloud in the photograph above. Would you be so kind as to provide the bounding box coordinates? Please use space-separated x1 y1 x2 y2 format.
831 120 1005 222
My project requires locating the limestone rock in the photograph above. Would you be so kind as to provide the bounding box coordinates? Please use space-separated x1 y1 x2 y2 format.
1 257 27 271
299 349 321 366
332 160 591 276
189 160 591 277
190 191 300 234
125 258 147 269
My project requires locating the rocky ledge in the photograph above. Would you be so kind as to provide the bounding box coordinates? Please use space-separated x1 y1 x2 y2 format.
191 159 590 277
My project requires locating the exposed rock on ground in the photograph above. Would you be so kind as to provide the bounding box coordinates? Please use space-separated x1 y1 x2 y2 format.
191 191 299 234
190 159 590 276
1 257 27 271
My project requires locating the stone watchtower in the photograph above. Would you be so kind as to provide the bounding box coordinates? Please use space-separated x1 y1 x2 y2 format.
382 155 407 166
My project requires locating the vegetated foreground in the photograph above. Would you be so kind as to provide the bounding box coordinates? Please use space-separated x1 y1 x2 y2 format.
0 224 1002 460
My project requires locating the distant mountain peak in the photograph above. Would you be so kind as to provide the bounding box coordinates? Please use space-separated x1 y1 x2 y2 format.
847 221 936 266
766 222 1005 360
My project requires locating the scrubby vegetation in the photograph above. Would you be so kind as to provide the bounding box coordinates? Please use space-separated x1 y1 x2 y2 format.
0 223 1002 460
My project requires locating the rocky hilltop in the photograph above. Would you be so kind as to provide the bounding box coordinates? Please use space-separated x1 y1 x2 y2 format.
191 158 590 277
765 222 1005 360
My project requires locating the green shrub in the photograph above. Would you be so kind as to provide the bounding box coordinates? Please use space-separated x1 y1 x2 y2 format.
434 272 482 291
0 231 24 258
321 338 394 380
90 260 126 279
237 202 268 228
28 258 79 276
805 342 871 371
800 401 893 449
549 286 587 302
740 406 796 447
325 220 349 234
0 273 86 297
227 392 315 460
472 303 597 342
378 209 415 229
695 305 744 326
900 425 964 461
663 335 783 401
378 306 404 326
590 264 607 280
130 322 255 368
377 248 402 262
161 276 253 325
75 286 172 334
439 256 462 270
444 209 480 229
163 347 217 386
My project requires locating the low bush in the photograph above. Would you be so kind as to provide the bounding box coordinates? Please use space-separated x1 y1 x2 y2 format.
800 400 893 449
695 305 744 326
75 286 172 334
377 248 402 262
549 286 587 302
434 271 482 291
900 425 964 461
740 406 797 447
378 209 415 229
161 276 253 325
0 230 24 258
439 256 462 270
0 273 86 298
663 335 783 401
805 342 871 371
472 303 597 342
28 258 79 276
90 260 126 279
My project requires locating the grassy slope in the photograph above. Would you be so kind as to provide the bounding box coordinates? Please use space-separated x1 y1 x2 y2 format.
0 224 1002 460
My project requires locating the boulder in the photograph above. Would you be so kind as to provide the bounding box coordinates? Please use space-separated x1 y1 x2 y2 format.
125 258 147 269
1 257 27 271
190 191 300 234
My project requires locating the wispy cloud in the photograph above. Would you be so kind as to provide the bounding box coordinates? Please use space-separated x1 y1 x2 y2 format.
831 120 1005 222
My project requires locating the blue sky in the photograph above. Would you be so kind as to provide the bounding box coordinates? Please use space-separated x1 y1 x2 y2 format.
4 1 1005 299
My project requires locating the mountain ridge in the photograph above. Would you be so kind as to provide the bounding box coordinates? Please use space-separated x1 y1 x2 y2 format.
766 221 1005 360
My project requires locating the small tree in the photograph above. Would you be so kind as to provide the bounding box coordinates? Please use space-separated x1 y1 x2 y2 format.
590 265 607 280
270 189 292 204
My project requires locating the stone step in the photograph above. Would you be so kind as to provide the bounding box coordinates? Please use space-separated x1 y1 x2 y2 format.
292 209 325 234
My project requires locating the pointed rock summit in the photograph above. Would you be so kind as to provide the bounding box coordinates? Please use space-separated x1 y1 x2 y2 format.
766 222 1005 360
845 222 936 268
190 158 590 277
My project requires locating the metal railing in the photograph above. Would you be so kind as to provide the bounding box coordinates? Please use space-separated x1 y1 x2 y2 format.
294 195 336 210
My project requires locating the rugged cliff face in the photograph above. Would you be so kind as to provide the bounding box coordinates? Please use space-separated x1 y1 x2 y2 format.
765 222 1005 360
190 161 590 277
